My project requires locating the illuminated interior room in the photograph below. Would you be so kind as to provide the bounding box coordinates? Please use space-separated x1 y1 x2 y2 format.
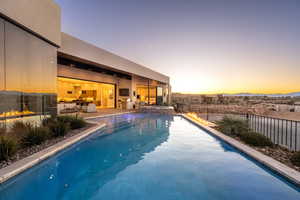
136 85 157 105
57 77 115 108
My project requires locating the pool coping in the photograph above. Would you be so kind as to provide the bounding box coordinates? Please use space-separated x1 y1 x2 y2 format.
84 111 136 120
0 122 106 184
182 114 300 187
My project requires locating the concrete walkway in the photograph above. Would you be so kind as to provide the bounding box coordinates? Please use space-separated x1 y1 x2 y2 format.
61 108 135 119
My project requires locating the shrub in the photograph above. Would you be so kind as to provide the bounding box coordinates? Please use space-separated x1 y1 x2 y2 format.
0 124 6 136
48 120 70 137
10 121 33 141
216 117 249 137
11 121 33 131
42 117 56 127
22 127 49 147
69 117 86 129
57 115 86 130
239 132 273 147
290 152 300 167
0 136 17 161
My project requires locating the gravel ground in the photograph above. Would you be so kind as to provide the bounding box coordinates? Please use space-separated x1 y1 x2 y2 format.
230 135 300 172
255 146 300 172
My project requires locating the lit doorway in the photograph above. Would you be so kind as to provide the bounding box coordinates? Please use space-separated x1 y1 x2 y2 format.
57 77 115 108
136 85 157 105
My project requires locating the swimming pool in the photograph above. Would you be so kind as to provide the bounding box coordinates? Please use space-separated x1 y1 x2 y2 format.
0 114 299 199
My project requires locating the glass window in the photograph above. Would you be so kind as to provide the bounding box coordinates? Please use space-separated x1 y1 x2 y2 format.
0 20 57 122
136 85 148 104
136 85 157 105
157 87 163 105
57 77 115 108
149 87 157 105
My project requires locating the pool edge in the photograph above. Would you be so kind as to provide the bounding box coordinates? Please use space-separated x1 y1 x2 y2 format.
0 122 106 184
182 114 300 187
84 111 137 120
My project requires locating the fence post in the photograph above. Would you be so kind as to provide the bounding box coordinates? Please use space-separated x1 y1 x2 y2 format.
260 116 262 133
277 119 279 145
264 116 266 136
254 115 256 132
281 120 284 146
251 114 253 130
295 122 298 151
267 118 269 137
253 115 255 132
270 118 272 142
274 118 276 143
286 120 288 147
258 115 260 133
249 114 252 129
290 121 292 150
271 118 273 142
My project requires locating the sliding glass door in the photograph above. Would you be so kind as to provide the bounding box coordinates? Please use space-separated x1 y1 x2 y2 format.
136 85 157 105
57 77 115 108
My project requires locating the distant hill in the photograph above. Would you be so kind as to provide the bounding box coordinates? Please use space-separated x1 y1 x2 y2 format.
287 92 300 97
224 92 300 97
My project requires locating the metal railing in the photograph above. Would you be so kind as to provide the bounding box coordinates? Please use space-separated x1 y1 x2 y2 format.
246 114 300 151
195 111 300 151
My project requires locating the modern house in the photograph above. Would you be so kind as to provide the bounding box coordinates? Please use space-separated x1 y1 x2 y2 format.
0 0 171 122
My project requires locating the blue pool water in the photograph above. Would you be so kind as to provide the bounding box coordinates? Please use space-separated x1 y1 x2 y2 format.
0 114 299 200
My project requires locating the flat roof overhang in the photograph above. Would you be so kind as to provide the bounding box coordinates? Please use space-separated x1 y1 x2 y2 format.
58 52 132 80
0 0 61 47
58 33 170 84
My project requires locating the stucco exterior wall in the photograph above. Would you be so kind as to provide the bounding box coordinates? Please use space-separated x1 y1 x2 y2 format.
59 33 170 84
58 64 118 85
0 0 61 46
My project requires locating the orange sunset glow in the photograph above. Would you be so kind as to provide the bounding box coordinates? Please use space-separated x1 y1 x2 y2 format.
57 0 300 94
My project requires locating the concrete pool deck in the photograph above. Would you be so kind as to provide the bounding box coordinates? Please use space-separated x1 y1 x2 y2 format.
84 110 136 120
62 109 136 119
0 121 106 184
183 114 300 187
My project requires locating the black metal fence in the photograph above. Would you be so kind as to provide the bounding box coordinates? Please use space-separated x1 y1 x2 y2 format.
246 114 300 151
196 112 300 151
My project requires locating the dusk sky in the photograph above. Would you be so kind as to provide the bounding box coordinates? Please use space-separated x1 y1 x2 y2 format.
55 0 300 94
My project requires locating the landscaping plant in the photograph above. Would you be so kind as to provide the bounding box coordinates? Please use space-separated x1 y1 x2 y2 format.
0 124 6 136
216 117 274 147
0 136 17 161
42 116 56 127
239 132 273 147
216 116 249 137
10 121 33 141
22 126 50 147
57 115 87 130
290 152 300 167
0 115 87 162
48 120 70 137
